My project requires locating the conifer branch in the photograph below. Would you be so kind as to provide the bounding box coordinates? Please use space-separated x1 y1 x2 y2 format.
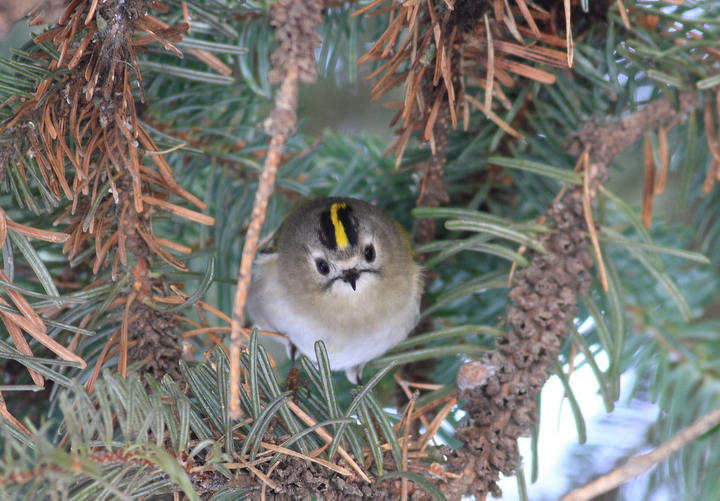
558 404 720 501
229 0 323 419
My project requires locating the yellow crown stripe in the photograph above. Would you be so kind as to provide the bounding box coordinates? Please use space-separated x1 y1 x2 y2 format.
330 203 350 248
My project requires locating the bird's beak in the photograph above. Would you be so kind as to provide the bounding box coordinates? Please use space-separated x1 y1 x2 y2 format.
342 269 360 291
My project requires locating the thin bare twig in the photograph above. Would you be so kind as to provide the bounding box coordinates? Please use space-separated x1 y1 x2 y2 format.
229 0 322 419
558 404 720 501
582 148 608 291
483 13 494 112
564 0 574 67
229 66 299 419
399 391 419 501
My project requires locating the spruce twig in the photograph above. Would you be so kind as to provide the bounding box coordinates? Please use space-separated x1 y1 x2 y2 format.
229 0 323 419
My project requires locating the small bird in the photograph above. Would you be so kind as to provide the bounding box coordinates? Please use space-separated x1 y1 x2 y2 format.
247 197 422 384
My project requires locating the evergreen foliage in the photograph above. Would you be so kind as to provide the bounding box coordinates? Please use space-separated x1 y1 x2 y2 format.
0 0 718 499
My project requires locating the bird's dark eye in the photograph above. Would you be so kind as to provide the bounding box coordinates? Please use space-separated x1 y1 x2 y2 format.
316 259 330 275
364 244 376 263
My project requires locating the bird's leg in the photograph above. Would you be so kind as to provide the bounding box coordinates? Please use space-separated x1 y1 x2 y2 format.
289 343 298 366
346 364 364 386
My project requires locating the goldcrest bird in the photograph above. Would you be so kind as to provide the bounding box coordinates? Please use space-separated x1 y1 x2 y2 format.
246 197 422 384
